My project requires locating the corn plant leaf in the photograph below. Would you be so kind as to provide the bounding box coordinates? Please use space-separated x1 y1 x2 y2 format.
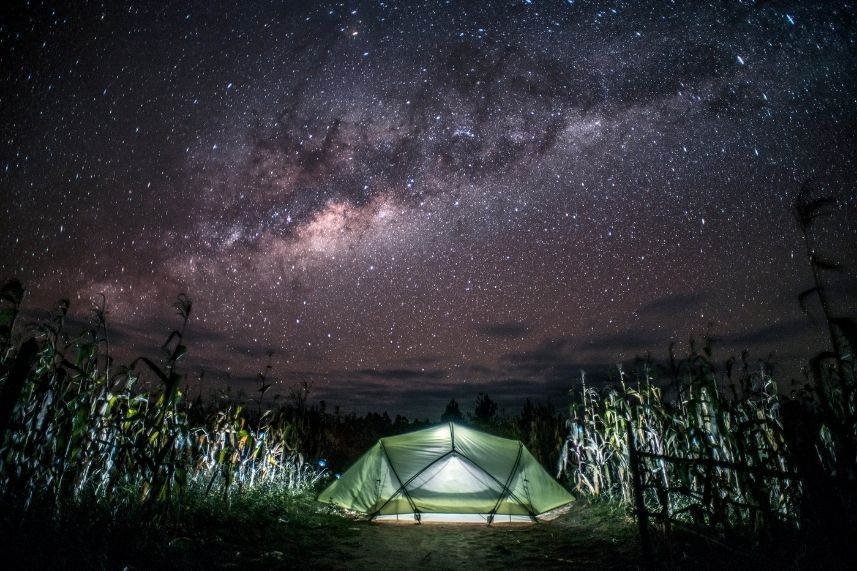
809 351 838 385
0 306 18 326
171 344 187 362
173 293 192 320
797 196 835 222
831 318 857 356
161 330 181 351
132 357 170 385
0 279 25 304
810 253 842 271
794 180 835 226
798 287 820 314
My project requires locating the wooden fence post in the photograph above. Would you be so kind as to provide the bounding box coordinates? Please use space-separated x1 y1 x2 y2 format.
627 419 653 569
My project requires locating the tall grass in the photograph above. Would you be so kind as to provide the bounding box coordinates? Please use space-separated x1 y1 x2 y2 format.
0 286 327 521
558 347 803 533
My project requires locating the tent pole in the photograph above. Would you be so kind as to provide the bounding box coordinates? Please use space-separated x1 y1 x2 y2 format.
379 440 421 522
369 426 460 519
487 443 524 526
456 450 535 519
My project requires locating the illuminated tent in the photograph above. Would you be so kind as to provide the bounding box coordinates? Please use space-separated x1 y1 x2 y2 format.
318 422 573 523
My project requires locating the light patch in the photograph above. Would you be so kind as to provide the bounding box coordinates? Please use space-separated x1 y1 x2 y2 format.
296 201 356 255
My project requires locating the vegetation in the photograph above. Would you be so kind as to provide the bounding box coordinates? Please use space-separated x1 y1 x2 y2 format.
0 286 329 522
0 282 593 569
0 183 853 568
556 182 857 567
0 283 405 568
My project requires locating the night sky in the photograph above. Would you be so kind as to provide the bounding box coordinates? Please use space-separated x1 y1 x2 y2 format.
2 1 856 417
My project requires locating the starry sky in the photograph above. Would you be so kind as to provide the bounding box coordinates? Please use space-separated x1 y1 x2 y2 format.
2 0 856 417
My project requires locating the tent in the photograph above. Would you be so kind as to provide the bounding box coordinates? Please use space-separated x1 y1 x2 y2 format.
318 422 573 523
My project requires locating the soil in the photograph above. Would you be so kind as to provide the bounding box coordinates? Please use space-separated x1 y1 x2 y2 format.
302 505 639 570
1 498 788 570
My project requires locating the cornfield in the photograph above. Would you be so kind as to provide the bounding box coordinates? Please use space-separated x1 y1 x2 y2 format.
0 177 854 566
558 340 856 552
0 284 327 520
557 182 857 560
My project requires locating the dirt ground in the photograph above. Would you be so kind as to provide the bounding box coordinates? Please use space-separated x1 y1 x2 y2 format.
3 499 784 570
288 502 641 570
3 499 643 570
268 502 781 571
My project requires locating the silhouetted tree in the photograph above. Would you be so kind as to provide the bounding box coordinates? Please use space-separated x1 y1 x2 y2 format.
515 399 564 468
469 392 498 429
440 398 464 423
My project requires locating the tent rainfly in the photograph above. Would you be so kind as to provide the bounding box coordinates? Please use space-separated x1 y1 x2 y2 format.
318 422 573 523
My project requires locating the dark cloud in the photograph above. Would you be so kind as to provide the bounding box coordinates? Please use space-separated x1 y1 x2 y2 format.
502 338 570 375
310 374 576 420
636 293 707 317
404 354 445 366
500 338 608 383
619 43 734 105
19 308 163 354
464 364 494 376
412 41 571 172
584 328 670 353
356 368 447 381
708 82 766 118
725 319 814 347
475 321 530 338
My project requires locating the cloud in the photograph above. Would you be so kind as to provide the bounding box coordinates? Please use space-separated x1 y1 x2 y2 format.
464 364 494 376
355 368 447 381
410 41 571 172
617 43 735 107
307 374 577 420
475 321 530 338
725 319 813 346
584 328 669 352
500 338 616 383
19 307 165 354
502 338 570 375
636 292 707 317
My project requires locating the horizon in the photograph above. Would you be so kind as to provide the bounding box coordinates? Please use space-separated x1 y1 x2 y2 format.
7 299 838 419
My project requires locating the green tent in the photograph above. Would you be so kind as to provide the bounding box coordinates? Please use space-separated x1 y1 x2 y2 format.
318 422 572 523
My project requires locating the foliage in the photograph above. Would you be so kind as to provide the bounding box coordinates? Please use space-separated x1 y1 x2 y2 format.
440 398 464 423
556 181 856 565
0 290 328 523
558 350 802 526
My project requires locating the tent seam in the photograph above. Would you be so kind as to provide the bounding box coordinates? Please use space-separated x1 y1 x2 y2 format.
453 449 536 517
372 440 422 522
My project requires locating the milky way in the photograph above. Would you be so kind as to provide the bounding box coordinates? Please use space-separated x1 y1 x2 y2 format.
2 1 856 416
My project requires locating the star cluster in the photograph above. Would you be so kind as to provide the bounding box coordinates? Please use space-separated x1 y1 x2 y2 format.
2 1 856 415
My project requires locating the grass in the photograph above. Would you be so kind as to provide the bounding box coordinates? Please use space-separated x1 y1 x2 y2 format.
0 486 354 570
0 284 346 569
